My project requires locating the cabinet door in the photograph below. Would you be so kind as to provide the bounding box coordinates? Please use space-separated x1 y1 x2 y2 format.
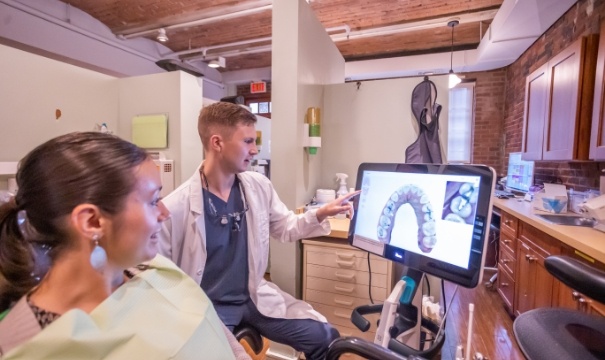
515 241 535 315
591 22 605 159
521 64 549 160
515 241 554 315
543 38 584 160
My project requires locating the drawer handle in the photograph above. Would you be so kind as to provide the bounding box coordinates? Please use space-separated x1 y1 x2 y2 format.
572 291 581 301
503 239 512 244
504 220 511 225
335 272 355 281
335 251 355 260
525 255 536 262
334 311 351 319
334 285 354 293
501 282 509 287
336 260 355 268
501 259 511 264
334 299 354 306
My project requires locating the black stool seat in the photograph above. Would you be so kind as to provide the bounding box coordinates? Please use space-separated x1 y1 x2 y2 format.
514 308 605 360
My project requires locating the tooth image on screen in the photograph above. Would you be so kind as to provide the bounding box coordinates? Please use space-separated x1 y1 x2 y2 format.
376 184 436 253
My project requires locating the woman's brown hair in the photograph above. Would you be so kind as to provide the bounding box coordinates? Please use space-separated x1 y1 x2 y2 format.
0 132 148 311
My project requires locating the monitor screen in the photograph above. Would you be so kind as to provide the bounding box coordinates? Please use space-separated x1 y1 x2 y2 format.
505 152 534 193
348 163 496 288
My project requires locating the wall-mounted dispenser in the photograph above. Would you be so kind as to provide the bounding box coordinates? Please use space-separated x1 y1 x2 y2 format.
304 107 321 154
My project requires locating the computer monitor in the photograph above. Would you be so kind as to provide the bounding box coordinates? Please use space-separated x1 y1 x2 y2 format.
348 163 496 288
505 152 534 193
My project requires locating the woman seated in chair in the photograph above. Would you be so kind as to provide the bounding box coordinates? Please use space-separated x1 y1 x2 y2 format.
0 132 250 359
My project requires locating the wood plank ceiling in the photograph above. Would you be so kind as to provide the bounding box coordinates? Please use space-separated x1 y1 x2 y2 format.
59 0 503 72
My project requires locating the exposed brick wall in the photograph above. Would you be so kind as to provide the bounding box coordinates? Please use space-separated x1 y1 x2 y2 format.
501 0 605 192
464 69 507 175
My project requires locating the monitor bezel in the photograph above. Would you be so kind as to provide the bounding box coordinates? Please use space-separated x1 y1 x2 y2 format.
347 163 496 288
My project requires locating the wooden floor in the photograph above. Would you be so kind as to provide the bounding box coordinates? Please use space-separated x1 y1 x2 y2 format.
438 270 524 360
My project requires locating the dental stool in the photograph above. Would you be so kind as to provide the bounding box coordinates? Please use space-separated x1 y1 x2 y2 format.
234 325 270 360
513 255 605 360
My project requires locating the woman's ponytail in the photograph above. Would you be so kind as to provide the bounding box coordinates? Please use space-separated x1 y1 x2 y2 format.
0 198 35 312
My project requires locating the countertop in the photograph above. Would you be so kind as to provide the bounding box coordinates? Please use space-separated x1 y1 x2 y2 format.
493 197 605 264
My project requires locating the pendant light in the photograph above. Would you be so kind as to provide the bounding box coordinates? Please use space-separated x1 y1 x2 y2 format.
448 19 461 88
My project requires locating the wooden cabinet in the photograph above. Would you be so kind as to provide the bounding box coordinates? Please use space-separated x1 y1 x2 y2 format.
514 222 560 316
555 244 605 317
497 211 518 314
522 64 549 160
522 35 598 161
591 22 605 159
302 238 395 345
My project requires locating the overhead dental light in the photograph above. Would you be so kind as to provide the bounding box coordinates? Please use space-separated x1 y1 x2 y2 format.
447 19 461 89
157 28 169 42
208 56 226 69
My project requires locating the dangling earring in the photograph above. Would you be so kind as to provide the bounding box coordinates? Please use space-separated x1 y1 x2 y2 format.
90 233 107 270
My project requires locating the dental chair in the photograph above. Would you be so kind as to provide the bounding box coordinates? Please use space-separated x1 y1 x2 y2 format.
513 255 605 360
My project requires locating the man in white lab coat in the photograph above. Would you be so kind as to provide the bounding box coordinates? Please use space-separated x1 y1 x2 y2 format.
158 102 358 360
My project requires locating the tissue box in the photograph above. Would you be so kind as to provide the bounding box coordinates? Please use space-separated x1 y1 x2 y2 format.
534 187 568 214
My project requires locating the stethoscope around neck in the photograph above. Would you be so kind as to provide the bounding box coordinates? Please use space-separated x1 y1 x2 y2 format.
200 169 249 231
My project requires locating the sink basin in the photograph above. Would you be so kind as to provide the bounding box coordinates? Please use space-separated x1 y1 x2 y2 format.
536 214 597 227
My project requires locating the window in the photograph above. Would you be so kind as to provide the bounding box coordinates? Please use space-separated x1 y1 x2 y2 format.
447 83 475 163
247 98 271 118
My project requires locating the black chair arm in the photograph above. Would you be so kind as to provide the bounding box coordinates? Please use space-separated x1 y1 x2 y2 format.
545 255 605 304
351 304 384 332
325 337 426 360
233 325 264 355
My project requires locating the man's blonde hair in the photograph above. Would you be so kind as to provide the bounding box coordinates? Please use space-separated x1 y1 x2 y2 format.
198 102 257 150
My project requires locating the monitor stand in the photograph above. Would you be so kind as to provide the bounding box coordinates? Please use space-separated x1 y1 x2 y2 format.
351 267 446 359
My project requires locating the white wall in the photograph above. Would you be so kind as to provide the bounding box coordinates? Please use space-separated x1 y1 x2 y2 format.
270 0 345 297
320 76 450 190
255 115 271 160
118 71 204 184
0 44 119 162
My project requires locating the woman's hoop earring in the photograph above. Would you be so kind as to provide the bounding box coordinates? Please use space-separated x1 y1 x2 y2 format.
90 233 107 270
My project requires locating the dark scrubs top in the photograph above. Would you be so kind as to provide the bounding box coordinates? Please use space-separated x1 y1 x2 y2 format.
201 178 249 305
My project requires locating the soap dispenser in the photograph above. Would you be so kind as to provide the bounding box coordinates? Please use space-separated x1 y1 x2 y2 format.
335 173 349 198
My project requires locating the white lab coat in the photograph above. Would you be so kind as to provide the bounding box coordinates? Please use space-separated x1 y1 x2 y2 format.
159 164 331 321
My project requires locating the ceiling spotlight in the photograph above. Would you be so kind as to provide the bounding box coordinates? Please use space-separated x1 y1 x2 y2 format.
157 28 168 42
208 56 226 69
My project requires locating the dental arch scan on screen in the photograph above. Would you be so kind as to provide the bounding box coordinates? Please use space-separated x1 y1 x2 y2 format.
355 170 481 269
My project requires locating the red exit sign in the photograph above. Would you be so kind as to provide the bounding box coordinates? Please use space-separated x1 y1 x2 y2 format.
250 81 267 94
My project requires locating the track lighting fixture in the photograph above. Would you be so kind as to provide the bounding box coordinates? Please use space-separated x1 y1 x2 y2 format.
157 28 168 42
208 56 226 69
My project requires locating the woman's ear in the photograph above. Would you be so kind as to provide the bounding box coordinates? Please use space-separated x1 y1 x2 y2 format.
70 204 103 240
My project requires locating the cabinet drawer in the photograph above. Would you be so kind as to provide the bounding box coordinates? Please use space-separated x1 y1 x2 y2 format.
499 228 516 256
498 245 516 277
497 264 515 312
305 288 385 310
309 301 380 332
306 277 387 302
306 263 388 288
518 222 558 258
501 212 518 236
306 250 389 274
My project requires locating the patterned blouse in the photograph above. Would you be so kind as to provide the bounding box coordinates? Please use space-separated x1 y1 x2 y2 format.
26 296 60 329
